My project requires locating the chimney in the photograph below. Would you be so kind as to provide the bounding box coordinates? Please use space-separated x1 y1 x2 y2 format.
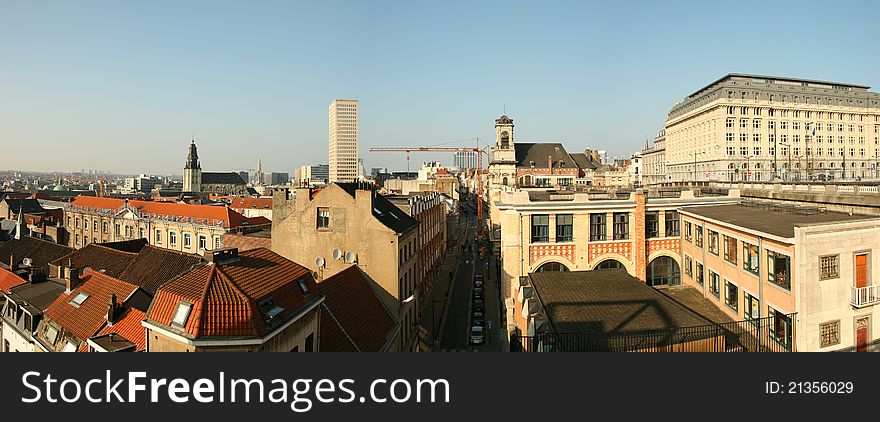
8 255 14 272
65 266 81 293
204 247 240 265
548 155 553 175
107 293 118 326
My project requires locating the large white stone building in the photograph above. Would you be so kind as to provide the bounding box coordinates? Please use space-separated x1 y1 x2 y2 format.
665 74 880 182
329 99 359 183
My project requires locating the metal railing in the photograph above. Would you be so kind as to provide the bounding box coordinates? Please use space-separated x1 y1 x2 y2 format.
510 314 795 352
852 285 880 308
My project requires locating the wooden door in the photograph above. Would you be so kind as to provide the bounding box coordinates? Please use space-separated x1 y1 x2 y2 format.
856 318 869 353
855 254 868 289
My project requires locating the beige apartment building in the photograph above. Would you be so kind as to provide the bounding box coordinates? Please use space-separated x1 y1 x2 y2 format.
665 74 880 182
329 99 359 183
679 202 880 352
271 183 422 351
641 129 667 185
495 188 740 339
65 196 269 253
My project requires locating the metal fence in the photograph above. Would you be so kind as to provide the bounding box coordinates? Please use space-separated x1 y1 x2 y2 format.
510 314 795 352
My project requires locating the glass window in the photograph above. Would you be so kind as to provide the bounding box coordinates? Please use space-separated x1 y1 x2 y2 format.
709 271 720 298
695 225 704 247
531 215 549 243
708 230 719 255
172 302 193 327
665 211 679 237
589 214 606 241
684 221 692 242
744 292 760 322
695 262 704 286
724 280 738 312
555 214 573 242
767 250 791 290
169 231 177 246
317 207 330 229
198 235 207 250
645 212 659 238
684 255 693 277
742 242 759 275
769 307 793 350
305 333 315 352
820 320 841 348
723 235 737 264
613 212 629 240
155 230 163 244
183 233 192 248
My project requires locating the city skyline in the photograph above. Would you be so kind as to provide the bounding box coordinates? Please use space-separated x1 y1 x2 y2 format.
3 0 880 174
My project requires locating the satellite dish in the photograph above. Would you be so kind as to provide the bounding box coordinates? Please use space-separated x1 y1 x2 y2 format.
344 251 357 264
22 257 32 266
332 248 343 260
315 257 326 268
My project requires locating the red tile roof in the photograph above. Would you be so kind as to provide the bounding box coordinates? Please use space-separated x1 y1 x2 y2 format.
69 196 257 229
90 308 147 351
223 197 273 210
0 267 26 294
43 270 140 343
147 248 319 338
319 265 396 352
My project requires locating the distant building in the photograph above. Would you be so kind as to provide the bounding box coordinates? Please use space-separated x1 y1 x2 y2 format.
182 141 248 195
298 164 330 187
269 172 289 186
641 130 667 185
64 196 270 252
329 99 359 183
664 74 880 182
454 151 478 169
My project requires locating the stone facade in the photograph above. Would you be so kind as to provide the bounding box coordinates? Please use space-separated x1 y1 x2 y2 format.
271 184 421 351
665 74 880 183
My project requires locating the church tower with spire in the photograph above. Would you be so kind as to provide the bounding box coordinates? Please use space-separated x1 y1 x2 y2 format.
183 140 202 192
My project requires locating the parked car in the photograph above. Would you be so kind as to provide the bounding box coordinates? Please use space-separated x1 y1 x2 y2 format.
472 299 484 312
472 311 484 326
473 289 483 300
473 279 484 288
470 326 484 344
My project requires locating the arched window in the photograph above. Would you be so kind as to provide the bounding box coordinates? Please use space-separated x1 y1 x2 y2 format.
522 175 533 186
502 177 508 186
536 262 569 273
595 259 625 270
500 131 510 148
646 256 680 287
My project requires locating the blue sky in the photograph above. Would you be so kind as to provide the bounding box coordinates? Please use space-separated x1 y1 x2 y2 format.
2 0 879 175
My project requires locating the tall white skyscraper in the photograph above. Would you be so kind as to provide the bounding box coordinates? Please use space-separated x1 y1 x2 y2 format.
329 99 359 182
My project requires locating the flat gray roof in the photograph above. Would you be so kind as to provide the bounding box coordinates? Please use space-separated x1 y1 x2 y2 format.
680 203 879 239
689 73 871 98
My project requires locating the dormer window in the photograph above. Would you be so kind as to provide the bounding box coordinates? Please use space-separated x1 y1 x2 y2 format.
172 301 193 327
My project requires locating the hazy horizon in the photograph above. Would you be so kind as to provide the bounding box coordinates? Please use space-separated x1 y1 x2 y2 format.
3 0 879 174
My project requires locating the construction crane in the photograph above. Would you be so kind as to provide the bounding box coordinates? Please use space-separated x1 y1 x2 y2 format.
370 139 489 236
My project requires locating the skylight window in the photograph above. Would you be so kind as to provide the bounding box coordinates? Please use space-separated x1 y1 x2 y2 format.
373 207 384 216
172 301 193 327
46 325 59 344
298 279 310 295
69 292 90 307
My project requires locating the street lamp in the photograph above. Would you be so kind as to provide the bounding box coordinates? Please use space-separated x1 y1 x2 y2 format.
431 299 445 351
692 150 704 183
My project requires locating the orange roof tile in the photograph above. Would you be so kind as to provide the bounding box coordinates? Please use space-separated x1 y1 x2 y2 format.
223 197 273 210
69 196 253 229
147 248 318 338
0 267 26 294
43 270 140 343
320 265 396 352
90 308 147 352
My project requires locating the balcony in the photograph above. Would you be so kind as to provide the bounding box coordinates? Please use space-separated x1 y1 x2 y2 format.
851 285 880 308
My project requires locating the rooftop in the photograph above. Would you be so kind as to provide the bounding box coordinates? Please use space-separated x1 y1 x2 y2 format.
529 270 715 336
0 236 74 274
146 247 321 339
514 143 579 169
680 202 879 239
7 279 66 315
69 196 262 228
689 73 872 99
117 245 203 294
319 265 396 352
0 266 27 294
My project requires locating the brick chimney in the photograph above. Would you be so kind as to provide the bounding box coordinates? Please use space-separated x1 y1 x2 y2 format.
8 255 14 272
65 266 82 293
634 189 647 282
107 293 119 326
